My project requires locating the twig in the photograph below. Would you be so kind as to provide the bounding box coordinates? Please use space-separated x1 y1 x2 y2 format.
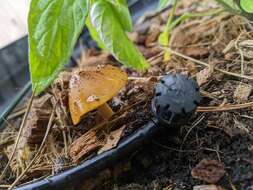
163 47 253 80
128 76 163 81
0 185 10 189
0 91 35 180
240 115 253 120
62 131 68 157
8 104 56 190
2 118 17 131
0 136 15 147
7 109 26 120
234 32 245 75
197 102 253 112
180 115 205 151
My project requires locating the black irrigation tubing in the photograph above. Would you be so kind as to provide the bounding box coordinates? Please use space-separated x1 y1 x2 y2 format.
0 81 31 127
15 118 160 190
13 74 201 190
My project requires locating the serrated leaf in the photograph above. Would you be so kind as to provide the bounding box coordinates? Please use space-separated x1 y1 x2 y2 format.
90 0 149 70
158 0 172 10
28 0 88 94
107 0 133 31
86 14 106 49
240 0 253 13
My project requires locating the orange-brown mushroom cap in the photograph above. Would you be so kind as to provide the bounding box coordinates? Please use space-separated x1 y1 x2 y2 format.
69 65 128 125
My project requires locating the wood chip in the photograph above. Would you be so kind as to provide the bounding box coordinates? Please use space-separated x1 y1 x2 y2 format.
21 94 53 148
98 126 125 154
196 67 213 86
234 83 252 103
69 130 104 162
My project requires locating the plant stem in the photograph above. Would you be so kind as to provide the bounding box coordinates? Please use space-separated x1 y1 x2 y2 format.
168 8 224 31
159 0 178 61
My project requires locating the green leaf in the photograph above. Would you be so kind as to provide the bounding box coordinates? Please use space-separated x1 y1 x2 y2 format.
215 0 241 14
107 0 133 31
86 14 106 49
158 0 172 10
240 0 253 13
90 0 149 70
158 31 169 46
28 0 88 94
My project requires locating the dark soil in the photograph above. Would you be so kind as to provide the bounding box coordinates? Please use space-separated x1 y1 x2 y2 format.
101 116 253 190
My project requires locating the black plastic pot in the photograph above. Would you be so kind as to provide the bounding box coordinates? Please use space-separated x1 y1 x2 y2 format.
14 74 200 190
0 1 201 189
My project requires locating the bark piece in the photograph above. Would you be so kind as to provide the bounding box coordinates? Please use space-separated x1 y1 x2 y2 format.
69 130 104 162
22 94 53 147
191 159 225 183
17 94 53 169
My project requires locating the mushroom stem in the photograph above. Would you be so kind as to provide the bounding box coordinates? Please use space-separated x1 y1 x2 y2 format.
97 103 114 120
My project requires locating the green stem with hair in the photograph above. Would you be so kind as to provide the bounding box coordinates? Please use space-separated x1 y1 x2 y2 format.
159 3 224 62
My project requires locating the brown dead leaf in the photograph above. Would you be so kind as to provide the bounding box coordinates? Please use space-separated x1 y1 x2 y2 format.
98 126 126 154
193 185 224 190
191 159 226 183
196 67 213 86
234 83 252 103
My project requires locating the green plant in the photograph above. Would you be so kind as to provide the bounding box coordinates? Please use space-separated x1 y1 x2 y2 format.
28 0 149 94
158 0 253 59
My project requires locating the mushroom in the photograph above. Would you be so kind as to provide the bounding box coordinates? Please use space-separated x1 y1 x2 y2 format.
69 65 128 125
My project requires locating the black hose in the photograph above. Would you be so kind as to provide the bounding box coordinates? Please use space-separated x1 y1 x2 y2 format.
14 73 201 190
0 81 31 127
15 118 160 190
